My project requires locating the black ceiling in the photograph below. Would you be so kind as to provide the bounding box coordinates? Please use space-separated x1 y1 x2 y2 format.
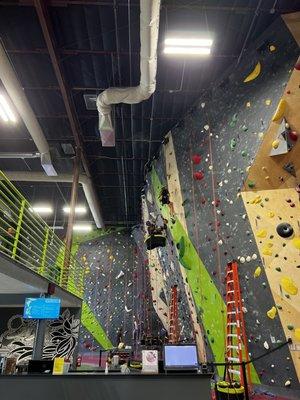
0 0 299 226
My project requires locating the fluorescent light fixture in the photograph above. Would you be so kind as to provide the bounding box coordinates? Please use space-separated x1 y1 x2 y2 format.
63 205 87 214
0 94 16 122
73 224 93 232
164 47 211 55
165 38 213 47
30 206 53 215
0 103 8 122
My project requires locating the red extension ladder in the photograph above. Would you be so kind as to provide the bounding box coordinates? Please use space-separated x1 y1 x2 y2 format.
169 285 179 344
225 261 251 387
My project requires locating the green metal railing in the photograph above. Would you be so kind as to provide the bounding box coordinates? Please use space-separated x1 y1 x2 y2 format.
0 171 85 299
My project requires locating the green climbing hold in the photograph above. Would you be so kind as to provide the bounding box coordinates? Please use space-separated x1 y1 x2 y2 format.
230 138 237 150
229 113 238 127
276 304 283 310
275 267 281 272
287 325 294 330
248 181 255 188
242 125 248 132
241 150 247 157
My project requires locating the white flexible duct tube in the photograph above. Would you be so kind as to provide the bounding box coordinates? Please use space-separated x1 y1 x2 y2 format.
0 43 57 176
96 0 161 146
2 171 104 228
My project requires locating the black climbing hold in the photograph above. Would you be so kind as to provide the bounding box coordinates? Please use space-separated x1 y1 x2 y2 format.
276 223 294 238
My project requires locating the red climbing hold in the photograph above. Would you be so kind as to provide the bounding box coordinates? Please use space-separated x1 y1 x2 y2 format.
193 171 204 181
192 154 201 164
295 56 300 71
289 130 298 141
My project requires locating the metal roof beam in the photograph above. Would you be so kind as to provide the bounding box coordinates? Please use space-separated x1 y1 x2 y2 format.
33 0 91 179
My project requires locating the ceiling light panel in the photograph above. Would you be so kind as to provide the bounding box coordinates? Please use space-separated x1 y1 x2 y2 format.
165 38 213 47
164 47 211 55
0 94 16 122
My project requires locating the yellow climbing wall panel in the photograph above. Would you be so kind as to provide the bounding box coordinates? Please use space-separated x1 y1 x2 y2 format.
244 67 300 191
163 132 207 362
242 188 300 380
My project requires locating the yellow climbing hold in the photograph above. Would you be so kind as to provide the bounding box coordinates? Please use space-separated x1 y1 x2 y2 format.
292 237 300 250
295 328 300 341
272 139 279 149
280 276 298 296
265 99 271 106
269 45 276 52
267 306 277 319
254 266 262 278
257 229 267 238
262 247 272 256
243 61 261 83
272 99 286 122
250 195 262 204
267 211 275 218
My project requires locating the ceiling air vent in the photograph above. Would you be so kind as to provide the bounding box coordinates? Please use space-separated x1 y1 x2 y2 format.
83 94 97 110
61 143 75 156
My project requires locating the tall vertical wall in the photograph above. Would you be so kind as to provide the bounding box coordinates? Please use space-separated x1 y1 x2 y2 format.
142 15 300 392
74 228 163 353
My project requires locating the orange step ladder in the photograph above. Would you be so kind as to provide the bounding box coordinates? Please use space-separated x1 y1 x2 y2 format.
169 285 179 344
225 261 251 387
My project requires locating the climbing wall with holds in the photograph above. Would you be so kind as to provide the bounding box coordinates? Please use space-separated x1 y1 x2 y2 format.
142 15 300 393
75 228 162 353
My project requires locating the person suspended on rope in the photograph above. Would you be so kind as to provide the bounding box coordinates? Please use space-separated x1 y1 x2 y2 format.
159 186 175 215
145 215 167 250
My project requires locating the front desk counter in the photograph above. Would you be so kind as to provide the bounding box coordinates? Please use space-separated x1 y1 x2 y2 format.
0 372 213 400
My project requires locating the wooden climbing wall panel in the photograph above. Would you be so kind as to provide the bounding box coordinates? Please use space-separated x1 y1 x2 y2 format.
244 67 300 192
164 132 207 362
142 197 169 330
283 12 300 46
164 133 188 232
242 188 300 380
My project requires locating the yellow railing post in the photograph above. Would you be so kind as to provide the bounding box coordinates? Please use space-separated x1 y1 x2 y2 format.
12 199 26 260
39 226 49 276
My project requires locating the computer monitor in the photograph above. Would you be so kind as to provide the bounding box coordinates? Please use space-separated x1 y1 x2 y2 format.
23 298 61 319
163 344 198 370
28 360 54 374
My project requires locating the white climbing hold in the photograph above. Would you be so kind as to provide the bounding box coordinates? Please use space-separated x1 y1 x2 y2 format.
218 240 223 246
209 165 213 170
224 179 228 184
240 257 246 264
229 200 233 205
217 210 221 214
271 364 275 368
201 102 206 108
227 169 232 174
263 341 269 350
219 181 223 187
246 256 251 262
252 253 257 260
125 305 132 313
116 270 125 280
204 124 209 131
242 214 247 220
285 380 291 387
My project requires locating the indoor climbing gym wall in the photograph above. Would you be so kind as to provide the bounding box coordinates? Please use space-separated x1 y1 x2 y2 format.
141 14 300 392
73 228 163 355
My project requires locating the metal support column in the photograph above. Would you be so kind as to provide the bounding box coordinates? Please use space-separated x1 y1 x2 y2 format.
32 318 47 360
62 148 81 287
